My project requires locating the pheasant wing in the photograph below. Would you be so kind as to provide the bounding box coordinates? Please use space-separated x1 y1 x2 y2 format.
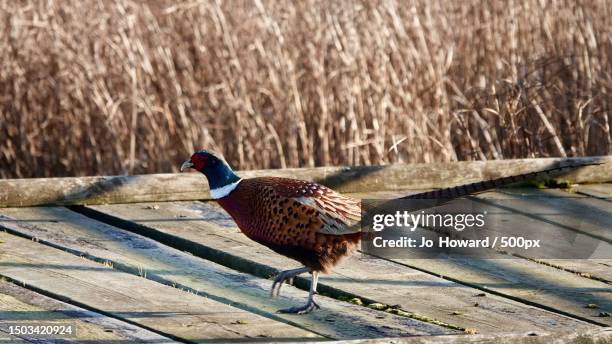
261 177 362 235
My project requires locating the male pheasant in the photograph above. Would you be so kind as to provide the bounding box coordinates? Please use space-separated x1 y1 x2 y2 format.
181 150 599 314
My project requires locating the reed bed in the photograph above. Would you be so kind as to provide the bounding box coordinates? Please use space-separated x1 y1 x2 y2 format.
1 0 610 178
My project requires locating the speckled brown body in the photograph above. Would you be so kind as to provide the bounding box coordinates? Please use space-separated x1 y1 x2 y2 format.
217 177 362 273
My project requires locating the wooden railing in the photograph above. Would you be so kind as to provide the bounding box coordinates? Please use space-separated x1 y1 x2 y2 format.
0 156 610 207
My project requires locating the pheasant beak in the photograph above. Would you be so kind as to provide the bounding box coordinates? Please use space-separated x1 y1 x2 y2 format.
180 160 194 172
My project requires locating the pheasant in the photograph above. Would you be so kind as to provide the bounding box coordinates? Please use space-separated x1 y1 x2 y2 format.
181 150 599 314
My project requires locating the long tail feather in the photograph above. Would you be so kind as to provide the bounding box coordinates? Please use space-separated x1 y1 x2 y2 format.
400 161 603 200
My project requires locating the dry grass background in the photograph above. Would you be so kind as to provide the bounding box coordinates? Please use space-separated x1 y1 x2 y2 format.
0 0 610 178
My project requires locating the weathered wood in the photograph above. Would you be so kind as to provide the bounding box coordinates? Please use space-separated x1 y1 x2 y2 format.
0 232 318 342
386 256 611 323
1 156 610 207
474 188 611 242
351 188 612 283
0 280 173 343
576 184 612 199
337 328 612 343
84 201 595 334
0 207 454 339
352 188 612 325
0 336 24 342
0 333 26 343
467 188 612 282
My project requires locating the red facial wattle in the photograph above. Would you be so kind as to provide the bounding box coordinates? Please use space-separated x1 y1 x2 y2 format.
191 153 207 170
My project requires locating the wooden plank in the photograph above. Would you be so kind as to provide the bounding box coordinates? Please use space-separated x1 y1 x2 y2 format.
387 256 612 323
0 333 26 343
576 184 612 199
0 280 174 343
341 328 612 343
0 232 318 342
351 189 612 325
0 157 610 207
474 188 611 242
354 188 612 283
460 188 612 283
0 207 454 339
84 201 596 334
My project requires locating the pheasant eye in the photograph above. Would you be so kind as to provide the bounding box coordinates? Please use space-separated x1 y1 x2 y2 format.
191 154 208 170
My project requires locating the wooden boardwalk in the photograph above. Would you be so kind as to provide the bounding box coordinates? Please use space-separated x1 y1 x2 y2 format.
0 157 610 343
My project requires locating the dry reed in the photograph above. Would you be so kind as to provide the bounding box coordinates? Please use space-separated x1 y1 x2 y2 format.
0 0 610 178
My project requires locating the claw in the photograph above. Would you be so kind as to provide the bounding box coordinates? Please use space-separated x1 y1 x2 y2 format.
278 300 320 315
269 267 309 298
270 273 288 297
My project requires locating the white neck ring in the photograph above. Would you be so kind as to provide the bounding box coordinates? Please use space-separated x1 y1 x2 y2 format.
210 179 242 199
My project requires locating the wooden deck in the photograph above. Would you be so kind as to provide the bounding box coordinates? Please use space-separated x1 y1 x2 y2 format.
0 158 610 343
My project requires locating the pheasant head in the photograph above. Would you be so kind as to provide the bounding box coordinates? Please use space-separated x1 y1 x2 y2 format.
180 150 241 199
